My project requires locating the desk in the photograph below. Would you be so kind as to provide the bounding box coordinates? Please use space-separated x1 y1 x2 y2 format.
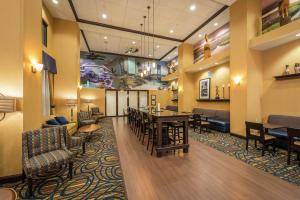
140 109 190 157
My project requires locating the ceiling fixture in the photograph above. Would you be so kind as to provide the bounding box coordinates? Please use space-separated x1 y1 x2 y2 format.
132 41 136 45
198 34 202 38
156 45 160 48
149 54 152 57
102 13 107 19
189 4 196 11
52 0 59 4
214 22 219 26
296 33 300 37
170 29 174 34
104 36 108 40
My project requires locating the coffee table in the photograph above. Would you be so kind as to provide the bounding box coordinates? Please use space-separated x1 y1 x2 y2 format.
78 124 102 153
0 188 17 200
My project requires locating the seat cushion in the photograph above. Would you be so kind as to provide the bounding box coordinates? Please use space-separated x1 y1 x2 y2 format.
27 150 71 177
208 118 230 126
81 119 96 126
268 128 287 138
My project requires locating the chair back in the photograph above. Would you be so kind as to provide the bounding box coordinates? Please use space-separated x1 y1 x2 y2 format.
91 107 100 115
77 111 91 121
245 121 264 139
22 126 65 159
287 128 300 146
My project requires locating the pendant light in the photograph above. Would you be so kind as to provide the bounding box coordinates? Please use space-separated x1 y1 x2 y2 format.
152 0 156 69
147 6 151 73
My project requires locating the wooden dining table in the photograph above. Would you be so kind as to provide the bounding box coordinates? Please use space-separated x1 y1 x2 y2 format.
139 108 191 157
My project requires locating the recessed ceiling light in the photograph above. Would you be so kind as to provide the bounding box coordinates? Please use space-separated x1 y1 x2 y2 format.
102 13 108 19
156 45 160 48
149 54 152 57
167 56 171 59
104 36 108 40
190 4 196 11
174 52 177 55
169 29 174 34
52 0 59 4
132 41 136 44
215 62 219 65
296 33 300 37
198 34 202 38
214 22 218 26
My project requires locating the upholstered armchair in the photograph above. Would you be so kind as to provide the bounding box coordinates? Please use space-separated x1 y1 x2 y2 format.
22 126 73 196
77 111 96 127
91 107 105 122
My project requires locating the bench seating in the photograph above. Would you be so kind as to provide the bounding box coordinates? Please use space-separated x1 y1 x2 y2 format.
267 115 300 148
165 105 178 112
192 108 230 133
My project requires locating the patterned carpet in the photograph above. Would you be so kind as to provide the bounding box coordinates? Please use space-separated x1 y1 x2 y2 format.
3 118 127 199
190 130 300 186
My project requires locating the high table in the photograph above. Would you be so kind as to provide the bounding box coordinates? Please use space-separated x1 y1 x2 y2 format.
140 109 190 157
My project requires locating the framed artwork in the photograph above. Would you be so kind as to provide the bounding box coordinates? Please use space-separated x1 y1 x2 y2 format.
199 78 211 99
151 95 156 106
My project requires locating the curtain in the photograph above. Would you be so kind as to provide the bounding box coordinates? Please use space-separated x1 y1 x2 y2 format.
42 70 51 116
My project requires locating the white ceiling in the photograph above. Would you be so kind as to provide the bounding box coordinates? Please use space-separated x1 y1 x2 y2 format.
43 0 234 61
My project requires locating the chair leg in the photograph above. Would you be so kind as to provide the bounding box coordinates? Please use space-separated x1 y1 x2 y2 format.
147 130 152 150
287 149 291 165
297 153 300 161
28 178 33 197
69 161 73 179
261 143 265 156
22 170 26 183
246 138 249 151
254 140 257 148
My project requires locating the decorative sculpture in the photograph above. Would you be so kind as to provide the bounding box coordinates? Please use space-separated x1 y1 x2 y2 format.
283 64 290 75
279 0 291 26
203 34 211 59
294 63 300 74
215 86 220 100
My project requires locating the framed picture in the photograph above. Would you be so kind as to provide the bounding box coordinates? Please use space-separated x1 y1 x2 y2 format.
151 95 156 106
199 78 210 99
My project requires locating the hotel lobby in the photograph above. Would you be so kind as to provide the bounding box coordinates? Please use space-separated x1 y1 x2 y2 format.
1 0 300 199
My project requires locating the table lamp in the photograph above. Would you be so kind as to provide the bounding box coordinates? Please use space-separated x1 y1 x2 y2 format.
66 99 77 121
83 99 92 112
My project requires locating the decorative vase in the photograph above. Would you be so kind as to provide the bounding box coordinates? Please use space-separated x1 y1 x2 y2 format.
294 63 300 74
283 65 290 75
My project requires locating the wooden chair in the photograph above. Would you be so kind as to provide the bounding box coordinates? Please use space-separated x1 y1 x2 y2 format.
245 121 276 156
287 128 300 165
194 114 210 134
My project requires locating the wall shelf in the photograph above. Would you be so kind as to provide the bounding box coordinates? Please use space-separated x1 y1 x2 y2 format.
196 99 230 102
184 49 230 73
274 73 300 80
250 20 300 51
161 71 179 82
171 98 178 102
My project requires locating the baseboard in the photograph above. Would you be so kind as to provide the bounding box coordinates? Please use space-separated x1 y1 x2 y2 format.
0 174 22 185
230 132 246 139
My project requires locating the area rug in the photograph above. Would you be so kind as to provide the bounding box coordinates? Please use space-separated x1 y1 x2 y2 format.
3 118 127 199
190 130 300 186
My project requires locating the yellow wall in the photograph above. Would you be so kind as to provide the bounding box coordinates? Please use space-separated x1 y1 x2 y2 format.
52 19 80 120
149 90 174 109
193 64 230 111
80 88 106 113
262 39 300 119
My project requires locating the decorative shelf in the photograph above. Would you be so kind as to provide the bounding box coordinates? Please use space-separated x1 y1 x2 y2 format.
250 20 300 51
172 89 178 92
161 71 179 82
171 99 178 102
274 73 300 80
196 99 230 102
184 49 230 73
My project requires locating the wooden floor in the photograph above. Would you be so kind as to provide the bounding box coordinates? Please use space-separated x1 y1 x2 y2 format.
113 117 300 200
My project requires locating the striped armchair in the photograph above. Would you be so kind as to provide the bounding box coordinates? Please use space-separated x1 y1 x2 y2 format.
22 126 73 196
77 111 96 127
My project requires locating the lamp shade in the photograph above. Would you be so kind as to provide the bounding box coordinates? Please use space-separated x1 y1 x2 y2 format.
0 96 16 113
66 99 77 106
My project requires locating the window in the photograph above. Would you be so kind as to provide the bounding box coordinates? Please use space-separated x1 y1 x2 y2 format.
42 19 48 47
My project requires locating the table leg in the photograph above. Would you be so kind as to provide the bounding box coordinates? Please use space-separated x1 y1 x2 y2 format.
82 141 86 154
156 120 162 157
183 119 189 153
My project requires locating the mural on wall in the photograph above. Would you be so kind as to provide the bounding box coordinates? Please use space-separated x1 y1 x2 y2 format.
262 0 300 34
80 51 168 90
193 23 230 63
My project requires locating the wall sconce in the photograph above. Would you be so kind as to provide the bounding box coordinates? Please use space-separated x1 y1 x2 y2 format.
233 76 242 86
66 99 77 121
32 61 43 73
0 93 17 122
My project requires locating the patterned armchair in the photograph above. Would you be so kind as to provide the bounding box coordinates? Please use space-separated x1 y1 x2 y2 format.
22 126 73 196
77 111 96 127
91 107 105 122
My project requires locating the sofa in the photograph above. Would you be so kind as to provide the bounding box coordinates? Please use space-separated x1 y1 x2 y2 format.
42 115 78 135
192 108 230 133
267 115 300 148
